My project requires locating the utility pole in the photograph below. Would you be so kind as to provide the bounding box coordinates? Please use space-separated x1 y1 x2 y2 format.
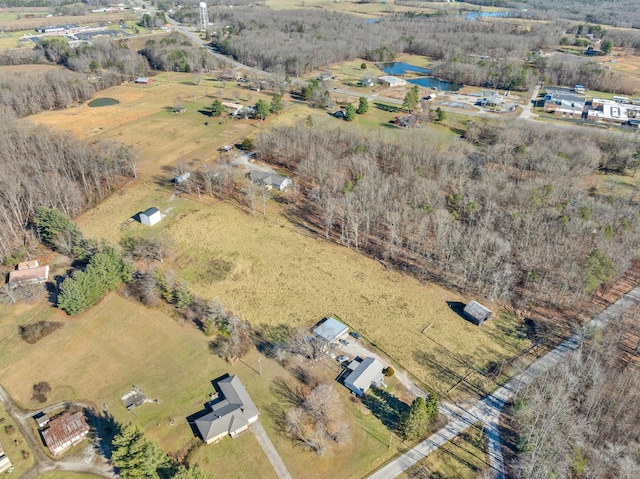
258 357 262 376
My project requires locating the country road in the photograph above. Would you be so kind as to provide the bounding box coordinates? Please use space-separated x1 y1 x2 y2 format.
367 286 640 479
0 385 115 479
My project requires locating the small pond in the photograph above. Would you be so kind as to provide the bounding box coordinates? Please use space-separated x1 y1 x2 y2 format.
408 77 458 91
462 11 511 21
382 62 431 76
88 97 120 107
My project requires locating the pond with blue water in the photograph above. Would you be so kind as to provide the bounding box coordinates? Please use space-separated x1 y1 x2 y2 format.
462 11 511 21
381 62 459 91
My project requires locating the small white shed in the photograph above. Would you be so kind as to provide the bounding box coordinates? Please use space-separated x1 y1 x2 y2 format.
140 207 162 226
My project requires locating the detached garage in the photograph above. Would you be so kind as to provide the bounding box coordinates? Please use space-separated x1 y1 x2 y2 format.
140 207 162 226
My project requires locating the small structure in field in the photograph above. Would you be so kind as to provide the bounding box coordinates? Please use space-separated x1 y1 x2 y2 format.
394 115 420 128
8 264 49 288
313 316 349 344
135 77 152 84
463 300 493 325
194 375 259 444
344 357 385 397
172 172 191 184
41 412 90 455
378 75 407 87
121 386 147 410
248 171 292 191
33 412 50 429
0 444 12 474
139 207 162 226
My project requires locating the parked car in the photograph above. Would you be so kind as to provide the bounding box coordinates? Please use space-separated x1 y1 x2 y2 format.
337 355 349 363
350 331 361 340
339 338 349 346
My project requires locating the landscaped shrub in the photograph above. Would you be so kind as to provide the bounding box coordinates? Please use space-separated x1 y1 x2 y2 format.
385 366 395 377
20 321 64 344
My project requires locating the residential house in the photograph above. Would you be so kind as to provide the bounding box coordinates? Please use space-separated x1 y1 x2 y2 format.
378 76 407 88
463 300 493 325
8 265 49 288
42 412 90 455
313 316 349 344
0 444 12 474
359 77 376 87
248 171 292 191
344 357 385 397
194 375 259 444
139 207 162 226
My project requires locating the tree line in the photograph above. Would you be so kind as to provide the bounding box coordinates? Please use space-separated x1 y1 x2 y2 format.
142 33 218 72
252 121 640 313
0 116 135 263
513 308 640 478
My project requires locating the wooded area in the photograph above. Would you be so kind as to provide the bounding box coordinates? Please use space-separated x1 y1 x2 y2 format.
514 307 640 478
254 122 640 311
0 116 135 262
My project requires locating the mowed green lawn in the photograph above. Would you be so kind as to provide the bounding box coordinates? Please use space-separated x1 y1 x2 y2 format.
0 402 34 476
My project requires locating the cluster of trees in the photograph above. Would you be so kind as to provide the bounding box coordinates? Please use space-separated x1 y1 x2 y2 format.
36 37 148 77
514 310 640 478
281 372 350 455
112 424 210 479
57 245 133 315
19 320 64 344
142 34 218 72
0 119 135 263
0 69 123 117
254 122 640 311
31 381 51 403
401 394 439 441
543 54 635 95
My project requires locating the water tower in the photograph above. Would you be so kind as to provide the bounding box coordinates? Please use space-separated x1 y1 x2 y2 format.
198 1 208 33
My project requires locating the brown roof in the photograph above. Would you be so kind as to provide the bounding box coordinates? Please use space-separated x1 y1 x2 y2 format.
42 412 89 453
8 265 49 284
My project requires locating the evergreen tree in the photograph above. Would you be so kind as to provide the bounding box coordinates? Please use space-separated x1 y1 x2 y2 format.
210 99 225 116
173 465 211 479
270 93 284 114
356 97 369 114
401 396 432 441
436 107 446 122
402 85 420 112
255 99 270 120
345 103 356 121
601 39 614 54
34 206 82 248
112 424 172 479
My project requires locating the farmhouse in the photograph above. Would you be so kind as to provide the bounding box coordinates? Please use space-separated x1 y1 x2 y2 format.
313 316 349 343
140 207 162 226
134 77 152 85
463 300 493 325
248 171 292 191
378 76 407 87
41 412 90 455
8 264 49 288
194 375 259 444
0 444 12 474
344 357 385 397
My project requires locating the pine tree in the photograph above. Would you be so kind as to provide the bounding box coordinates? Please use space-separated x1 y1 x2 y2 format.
34 206 82 249
210 99 225 116
401 396 432 441
402 85 420 112
112 424 172 479
345 103 356 121
255 99 270 120
356 97 369 114
270 93 284 114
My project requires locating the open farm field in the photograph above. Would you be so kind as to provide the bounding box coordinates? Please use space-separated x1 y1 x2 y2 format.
398 422 489 479
0 291 406 479
26 72 265 180
0 402 34 476
0 64 64 75
0 11 136 32
38 473 102 479
74 181 529 399
265 0 436 16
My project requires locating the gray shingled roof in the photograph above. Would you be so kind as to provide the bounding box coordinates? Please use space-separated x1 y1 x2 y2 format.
195 375 259 442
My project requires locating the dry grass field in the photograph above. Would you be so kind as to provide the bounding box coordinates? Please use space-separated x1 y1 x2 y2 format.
0 64 64 76
398 423 489 479
27 72 267 180
0 402 34 476
74 181 529 399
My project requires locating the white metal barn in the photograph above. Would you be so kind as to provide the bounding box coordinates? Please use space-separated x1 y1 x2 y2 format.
140 207 162 226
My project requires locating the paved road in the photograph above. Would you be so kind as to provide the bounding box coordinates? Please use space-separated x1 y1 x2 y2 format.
0 385 115 479
252 422 293 479
367 286 640 479
519 83 541 120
